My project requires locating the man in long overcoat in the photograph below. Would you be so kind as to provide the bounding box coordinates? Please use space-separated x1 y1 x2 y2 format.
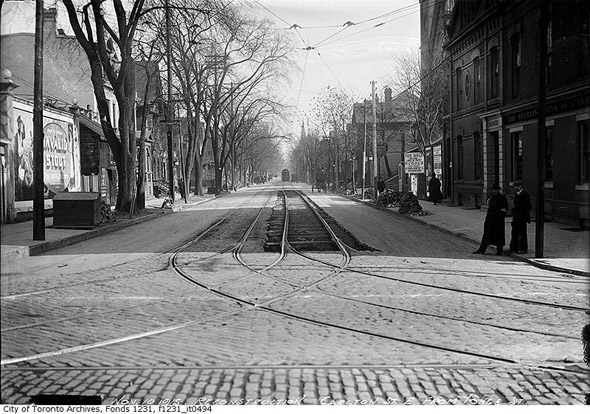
508 180 532 254
473 183 508 255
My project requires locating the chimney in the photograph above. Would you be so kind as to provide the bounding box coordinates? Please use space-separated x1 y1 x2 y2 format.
43 8 58 37
384 87 392 102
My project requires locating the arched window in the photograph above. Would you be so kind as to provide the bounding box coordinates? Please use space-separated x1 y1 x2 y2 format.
473 57 481 104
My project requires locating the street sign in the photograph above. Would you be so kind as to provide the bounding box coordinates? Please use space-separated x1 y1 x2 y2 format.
405 152 424 173
377 141 388 158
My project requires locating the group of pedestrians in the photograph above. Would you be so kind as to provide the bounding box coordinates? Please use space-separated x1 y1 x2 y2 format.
473 180 532 256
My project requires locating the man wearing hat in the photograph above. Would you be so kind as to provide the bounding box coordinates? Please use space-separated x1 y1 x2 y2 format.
508 180 532 254
473 183 508 255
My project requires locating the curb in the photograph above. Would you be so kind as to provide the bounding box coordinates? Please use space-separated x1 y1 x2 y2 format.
343 194 590 277
28 210 166 257
1 211 164 265
1 195 222 264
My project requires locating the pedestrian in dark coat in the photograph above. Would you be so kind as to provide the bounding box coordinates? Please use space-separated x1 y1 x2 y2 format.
473 184 508 255
428 172 443 205
377 177 386 195
508 180 532 254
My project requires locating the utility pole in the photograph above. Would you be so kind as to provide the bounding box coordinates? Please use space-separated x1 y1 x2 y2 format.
362 101 367 199
177 106 187 203
535 0 548 258
33 0 45 241
165 0 175 203
371 81 378 200
230 83 235 191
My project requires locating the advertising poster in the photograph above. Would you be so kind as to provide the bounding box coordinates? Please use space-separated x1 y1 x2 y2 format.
14 105 81 201
405 152 424 174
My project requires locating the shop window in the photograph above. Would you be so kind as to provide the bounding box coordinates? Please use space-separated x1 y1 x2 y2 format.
545 126 553 181
512 131 523 181
579 120 590 184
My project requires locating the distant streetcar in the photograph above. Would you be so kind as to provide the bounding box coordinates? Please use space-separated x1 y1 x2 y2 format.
281 169 290 181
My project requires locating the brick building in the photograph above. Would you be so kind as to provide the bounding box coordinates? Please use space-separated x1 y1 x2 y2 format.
444 0 589 226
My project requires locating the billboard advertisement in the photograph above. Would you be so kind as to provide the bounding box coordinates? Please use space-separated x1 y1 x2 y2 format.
14 102 81 201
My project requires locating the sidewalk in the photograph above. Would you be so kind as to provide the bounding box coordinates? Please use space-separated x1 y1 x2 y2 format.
0 193 216 265
353 195 590 277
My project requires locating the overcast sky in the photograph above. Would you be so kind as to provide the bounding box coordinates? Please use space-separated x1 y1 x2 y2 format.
251 0 420 136
2 0 420 137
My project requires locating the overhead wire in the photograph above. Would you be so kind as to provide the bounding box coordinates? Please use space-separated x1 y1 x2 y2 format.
253 0 309 48
314 4 422 49
296 49 310 110
251 0 443 125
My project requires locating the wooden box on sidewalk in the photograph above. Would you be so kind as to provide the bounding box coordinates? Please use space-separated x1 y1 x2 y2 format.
53 192 101 229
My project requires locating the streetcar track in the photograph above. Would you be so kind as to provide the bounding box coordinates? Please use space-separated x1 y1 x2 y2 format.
313 286 580 340
1 363 587 375
2 186 583 371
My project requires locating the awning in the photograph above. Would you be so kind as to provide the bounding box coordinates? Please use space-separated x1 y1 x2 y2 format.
79 116 105 139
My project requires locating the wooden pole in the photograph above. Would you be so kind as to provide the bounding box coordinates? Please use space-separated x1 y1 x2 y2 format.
165 0 175 203
33 0 45 240
535 0 548 258
372 81 378 200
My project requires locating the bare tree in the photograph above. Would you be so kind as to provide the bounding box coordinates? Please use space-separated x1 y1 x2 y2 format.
63 0 146 213
310 86 353 191
387 50 448 155
152 1 295 196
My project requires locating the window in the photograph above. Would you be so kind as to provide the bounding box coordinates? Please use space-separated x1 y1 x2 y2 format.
512 131 523 180
511 33 521 98
457 135 464 179
465 72 471 101
474 132 482 180
545 126 553 181
546 17 553 86
579 121 590 184
581 6 590 76
473 57 481 104
489 47 499 98
456 67 463 110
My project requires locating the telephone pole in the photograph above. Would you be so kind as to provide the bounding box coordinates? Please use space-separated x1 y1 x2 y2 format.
371 81 378 200
33 0 45 240
362 101 367 199
535 0 548 258
165 0 175 202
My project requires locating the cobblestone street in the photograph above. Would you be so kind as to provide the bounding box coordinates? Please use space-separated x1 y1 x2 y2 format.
1 185 588 406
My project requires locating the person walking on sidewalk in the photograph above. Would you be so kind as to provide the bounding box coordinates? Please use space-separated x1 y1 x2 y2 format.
473 183 508 255
428 172 443 205
377 177 386 195
508 180 532 254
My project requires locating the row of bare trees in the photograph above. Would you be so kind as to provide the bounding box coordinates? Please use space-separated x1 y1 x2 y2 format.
63 0 296 212
291 49 448 193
